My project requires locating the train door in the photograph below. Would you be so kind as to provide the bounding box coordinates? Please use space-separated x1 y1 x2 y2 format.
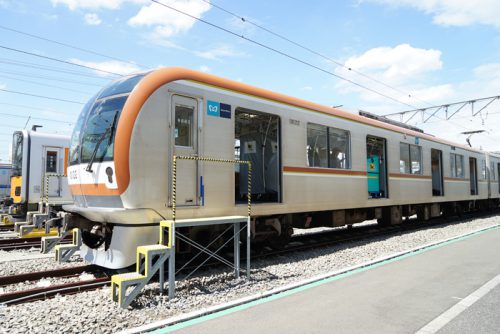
43 146 63 197
234 108 281 203
431 149 444 196
498 163 500 194
171 95 199 206
366 136 388 198
469 157 478 195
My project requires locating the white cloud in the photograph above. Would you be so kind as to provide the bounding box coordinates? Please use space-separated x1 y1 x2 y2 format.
366 0 500 28
199 65 210 73
84 13 102 25
128 0 211 43
302 86 313 91
194 45 243 60
51 0 147 11
0 83 6 89
341 44 442 86
69 59 141 77
334 43 447 107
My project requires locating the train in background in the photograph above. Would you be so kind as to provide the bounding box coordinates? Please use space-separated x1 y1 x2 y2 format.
60 67 500 269
5 127 72 222
0 163 11 197
0 163 11 212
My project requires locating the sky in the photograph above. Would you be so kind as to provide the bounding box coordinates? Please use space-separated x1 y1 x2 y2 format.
0 0 500 162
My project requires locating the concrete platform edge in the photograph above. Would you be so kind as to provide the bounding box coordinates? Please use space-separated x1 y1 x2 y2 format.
118 223 500 334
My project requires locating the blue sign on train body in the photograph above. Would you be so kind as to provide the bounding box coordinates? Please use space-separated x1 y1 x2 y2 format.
220 103 231 119
207 100 231 119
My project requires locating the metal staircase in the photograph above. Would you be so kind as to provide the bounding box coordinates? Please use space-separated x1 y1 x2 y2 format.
111 244 171 308
16 202 59 238
54 228 82 262
41 229 70 254
109 155 252 308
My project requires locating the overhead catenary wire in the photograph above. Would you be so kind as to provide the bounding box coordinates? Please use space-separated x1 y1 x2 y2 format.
203 0 500 142
0 110 74 125
0 74 93 95
0 101 67 112
0 58 112 80
0 68 104 87
0 24 149 70
150 0 419 110
150 0 498 145
0 45 123 77
200 0 432 108
0 88 85 105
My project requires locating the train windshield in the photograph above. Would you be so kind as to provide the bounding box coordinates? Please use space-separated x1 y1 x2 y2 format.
80 96 127 164
69 73 146 166
11 132 23 177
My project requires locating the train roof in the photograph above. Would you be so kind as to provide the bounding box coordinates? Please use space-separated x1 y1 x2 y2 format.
15 129 70 141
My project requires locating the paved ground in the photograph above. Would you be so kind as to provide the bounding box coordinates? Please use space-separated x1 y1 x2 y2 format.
437 284 500 334
157 227 500 334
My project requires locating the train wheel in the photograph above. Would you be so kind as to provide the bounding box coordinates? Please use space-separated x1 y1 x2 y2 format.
378 206 403 225
268 224 293 250
417 205 431 221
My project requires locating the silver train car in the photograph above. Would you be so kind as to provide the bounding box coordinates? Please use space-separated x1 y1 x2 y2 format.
64 67 500 269
0 163 11 198
8 129 71 219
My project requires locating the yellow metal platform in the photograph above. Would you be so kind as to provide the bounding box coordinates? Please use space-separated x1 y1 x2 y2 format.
21 227 58 238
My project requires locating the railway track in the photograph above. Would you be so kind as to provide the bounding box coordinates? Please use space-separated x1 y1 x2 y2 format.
0 235 72 251
1 209 498 306
263 209 500 258
0 225 14 232
0 237 45 251
0 265 111 306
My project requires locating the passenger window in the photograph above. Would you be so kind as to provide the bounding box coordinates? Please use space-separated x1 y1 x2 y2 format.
400 143 422 174
46 151 58 173
450 153 464 178
490 162 496 180
175 105 194 147
307 124 328 168
328 127 350 169
307 123 350 169
400 143 410 173
481 160 487 179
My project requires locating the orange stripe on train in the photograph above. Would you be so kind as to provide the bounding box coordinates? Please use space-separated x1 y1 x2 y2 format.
70 184 121 196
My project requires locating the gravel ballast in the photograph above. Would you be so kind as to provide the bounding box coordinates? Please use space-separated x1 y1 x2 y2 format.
0 250 83 277
1 215 499 334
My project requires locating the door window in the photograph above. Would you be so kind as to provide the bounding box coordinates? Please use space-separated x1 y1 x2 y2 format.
175 105 194 147
46 151 58 173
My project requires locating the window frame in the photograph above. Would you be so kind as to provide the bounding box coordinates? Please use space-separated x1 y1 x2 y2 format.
174 104 195 148
306 122 351 169
481 159 487 180
450 153 464 178
399 142 422 175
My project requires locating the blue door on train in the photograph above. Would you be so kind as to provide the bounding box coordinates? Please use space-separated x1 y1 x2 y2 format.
366 136 388 199
171 95 199 207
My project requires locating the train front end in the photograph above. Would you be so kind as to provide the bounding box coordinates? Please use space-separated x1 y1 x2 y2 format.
64 73 162 269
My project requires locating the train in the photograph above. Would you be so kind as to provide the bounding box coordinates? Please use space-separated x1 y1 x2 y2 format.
62 67 500 269
5 128 71 221
0 163 11 212
0 163 11 197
